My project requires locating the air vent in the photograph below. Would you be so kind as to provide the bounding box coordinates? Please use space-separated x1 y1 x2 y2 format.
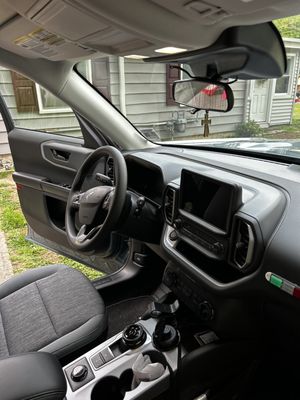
233 219 255 271
106 157 114 181
164 187 177 225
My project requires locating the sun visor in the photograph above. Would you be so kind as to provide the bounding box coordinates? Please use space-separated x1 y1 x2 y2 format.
145 23 287 80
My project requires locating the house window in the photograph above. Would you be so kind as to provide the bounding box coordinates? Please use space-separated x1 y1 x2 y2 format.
275 57 294 95
180 65 193 80
166 64 193 106
9 69 83 137
36 61 91 113
35 86 71 114
166 64 180 105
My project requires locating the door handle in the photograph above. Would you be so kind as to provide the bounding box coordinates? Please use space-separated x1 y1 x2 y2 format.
51 149 70 162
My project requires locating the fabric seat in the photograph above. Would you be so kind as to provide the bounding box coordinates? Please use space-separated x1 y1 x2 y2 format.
0 264 107 360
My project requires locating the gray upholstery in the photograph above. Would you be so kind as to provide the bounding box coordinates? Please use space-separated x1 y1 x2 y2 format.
0 352 67 400
0 264 107 359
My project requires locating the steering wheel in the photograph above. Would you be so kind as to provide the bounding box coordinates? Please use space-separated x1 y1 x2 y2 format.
65 146 127 252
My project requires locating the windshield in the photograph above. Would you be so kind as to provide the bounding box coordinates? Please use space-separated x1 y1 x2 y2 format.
77 16 300 160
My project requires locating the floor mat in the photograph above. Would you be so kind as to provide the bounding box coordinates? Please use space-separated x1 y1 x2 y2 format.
107 296 153 338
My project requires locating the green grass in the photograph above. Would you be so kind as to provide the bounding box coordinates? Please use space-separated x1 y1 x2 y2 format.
0 172 102 280
262 105 300 140
293 103 300 121
0 170 13 179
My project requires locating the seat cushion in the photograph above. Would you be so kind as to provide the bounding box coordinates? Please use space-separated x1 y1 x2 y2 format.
0 265 107 360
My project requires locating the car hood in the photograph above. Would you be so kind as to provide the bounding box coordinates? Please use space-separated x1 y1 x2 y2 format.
162 138 300 158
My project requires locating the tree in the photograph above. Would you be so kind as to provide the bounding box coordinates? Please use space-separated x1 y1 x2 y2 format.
274 16 300 39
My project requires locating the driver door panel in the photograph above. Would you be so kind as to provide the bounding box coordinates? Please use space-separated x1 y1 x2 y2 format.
8 127 112 270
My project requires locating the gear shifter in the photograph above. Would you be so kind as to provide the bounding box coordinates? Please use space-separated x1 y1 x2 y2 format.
121 323 147 350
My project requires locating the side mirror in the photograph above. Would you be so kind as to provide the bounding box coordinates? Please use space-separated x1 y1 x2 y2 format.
173 79 234 112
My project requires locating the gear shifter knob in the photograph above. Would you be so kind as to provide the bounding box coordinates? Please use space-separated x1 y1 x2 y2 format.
121 324 146 349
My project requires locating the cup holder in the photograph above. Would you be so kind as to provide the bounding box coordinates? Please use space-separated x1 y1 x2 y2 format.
142 350 167 369
119 369 134 393
91 369 133 400
91 351 167 400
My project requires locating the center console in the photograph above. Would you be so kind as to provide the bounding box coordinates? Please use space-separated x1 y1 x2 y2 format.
63 318 182 400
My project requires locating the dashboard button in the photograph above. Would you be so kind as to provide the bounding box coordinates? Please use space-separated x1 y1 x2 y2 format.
100 347 114 363
169 230 178 241
91 353 105 369
133 252 148 266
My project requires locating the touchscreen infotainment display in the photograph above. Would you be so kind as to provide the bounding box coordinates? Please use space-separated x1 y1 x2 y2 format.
180 170 241 232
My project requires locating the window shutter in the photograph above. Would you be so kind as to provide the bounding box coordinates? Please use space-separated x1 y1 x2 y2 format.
11 71 38 113
91 57 111 101
166 64 180 106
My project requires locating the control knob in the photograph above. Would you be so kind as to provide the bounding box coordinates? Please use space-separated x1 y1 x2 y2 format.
71 365 88 382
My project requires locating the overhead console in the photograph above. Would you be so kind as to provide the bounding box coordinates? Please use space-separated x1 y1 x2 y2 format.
162 166 286 290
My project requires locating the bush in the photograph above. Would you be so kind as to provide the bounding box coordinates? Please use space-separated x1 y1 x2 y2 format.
234 120 263 137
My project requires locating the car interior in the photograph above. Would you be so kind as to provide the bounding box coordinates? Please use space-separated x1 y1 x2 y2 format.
0 0 300 399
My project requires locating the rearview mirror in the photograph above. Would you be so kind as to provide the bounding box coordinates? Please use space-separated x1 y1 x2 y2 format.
173 79 234 112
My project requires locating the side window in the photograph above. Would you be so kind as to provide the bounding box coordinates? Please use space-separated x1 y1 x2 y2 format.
4 67 83 138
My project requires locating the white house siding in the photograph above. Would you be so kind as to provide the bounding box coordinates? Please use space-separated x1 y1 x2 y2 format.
270 97 295 125
0 66 81 136
109 56 120 110
245 39 300 127
0 114 9 155
270 39 300 126
120 59 246 139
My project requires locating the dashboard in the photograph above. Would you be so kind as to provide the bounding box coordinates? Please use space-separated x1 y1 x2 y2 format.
105 147 300 325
